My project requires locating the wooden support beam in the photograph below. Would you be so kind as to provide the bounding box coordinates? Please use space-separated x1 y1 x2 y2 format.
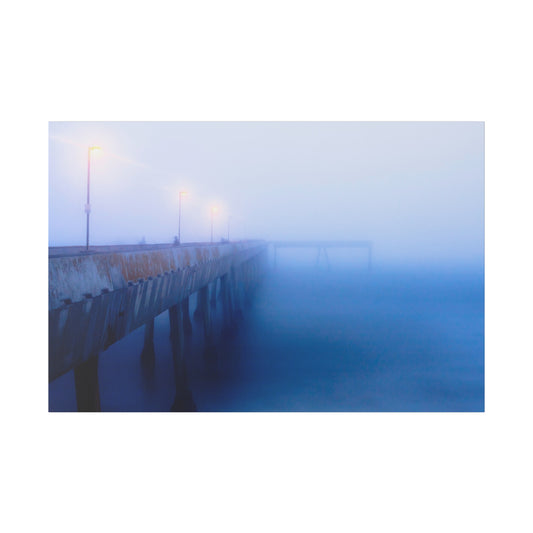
168 304 196 411
140 318 155 377
220 273 235 335
74 355 101 412
198 285 217 372
181 296 193 336
210 279 217 309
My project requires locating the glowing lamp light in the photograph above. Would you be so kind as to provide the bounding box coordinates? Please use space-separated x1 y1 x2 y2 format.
89 145 102 157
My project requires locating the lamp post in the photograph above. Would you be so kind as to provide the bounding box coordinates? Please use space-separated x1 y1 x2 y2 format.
210 206 218 243
227 215 232 242
85 145 101 251
178 191 188 244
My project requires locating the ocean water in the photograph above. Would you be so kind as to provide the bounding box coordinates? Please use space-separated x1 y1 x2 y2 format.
49 264 484 412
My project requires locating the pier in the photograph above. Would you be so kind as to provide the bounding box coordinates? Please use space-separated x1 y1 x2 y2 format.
49 241 268 411
272 240 373 270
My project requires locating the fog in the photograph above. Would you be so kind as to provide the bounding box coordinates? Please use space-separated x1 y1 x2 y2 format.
49 121 485 413
49 121 483 267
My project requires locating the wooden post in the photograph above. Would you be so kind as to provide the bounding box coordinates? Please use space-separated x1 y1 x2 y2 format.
198 284 217 371
74 355 101 412
220 273 234 335
193 289 204 322
181 296 193 336
210 279 217 309
168 304 196 411
140 318 155 377
230 267 243 320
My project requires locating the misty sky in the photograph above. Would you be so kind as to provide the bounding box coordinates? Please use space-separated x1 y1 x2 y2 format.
49 122 483 266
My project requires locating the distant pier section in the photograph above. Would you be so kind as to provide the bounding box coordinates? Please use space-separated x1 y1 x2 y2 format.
271 240 373 270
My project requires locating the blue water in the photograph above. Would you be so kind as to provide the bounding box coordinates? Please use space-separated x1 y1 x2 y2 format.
49 265 484 412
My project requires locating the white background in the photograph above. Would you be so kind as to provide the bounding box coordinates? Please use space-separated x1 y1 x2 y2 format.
2 1 532 532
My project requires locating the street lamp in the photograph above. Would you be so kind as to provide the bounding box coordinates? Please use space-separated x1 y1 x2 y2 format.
227 215 232 242
178 190 188 244
85 145 101 251
210 206 219 243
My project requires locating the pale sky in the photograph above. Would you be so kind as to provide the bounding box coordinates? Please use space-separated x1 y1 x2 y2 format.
49 121 484 267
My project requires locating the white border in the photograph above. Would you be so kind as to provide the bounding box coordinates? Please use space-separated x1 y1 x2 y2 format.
4 1 533 532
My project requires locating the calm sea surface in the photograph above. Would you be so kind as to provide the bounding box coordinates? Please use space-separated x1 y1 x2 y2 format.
49 265 484 412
